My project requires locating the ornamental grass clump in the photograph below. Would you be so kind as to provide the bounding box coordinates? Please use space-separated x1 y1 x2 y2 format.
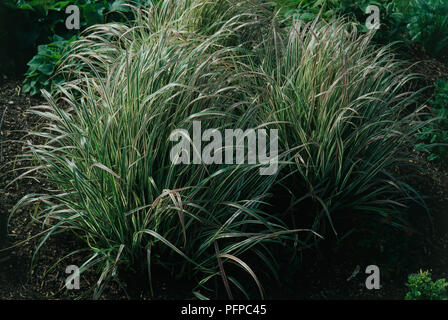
12 0 431 299
249 18 427 239
14 0 313 299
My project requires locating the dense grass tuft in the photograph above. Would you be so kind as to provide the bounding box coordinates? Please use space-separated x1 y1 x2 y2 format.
14 0 315 299
13 0 430 299
248 17 428 239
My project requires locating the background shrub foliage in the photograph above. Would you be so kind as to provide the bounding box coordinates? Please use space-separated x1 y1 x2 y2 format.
0 0 153 92
415 79 448 161
12 0 433 298
405 270 448 300
3 0 448 94
273 0 448 59
22 34 76 96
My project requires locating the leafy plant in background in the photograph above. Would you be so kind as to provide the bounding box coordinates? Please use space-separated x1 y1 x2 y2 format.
22 35 76 96
272 0 406 37
415 79 448 161
406 0 448 59
330 0 407 48
272 0 335 23
13 0 148 32
0 0 154 92
271 0 448 59
405 270 448 300
17 0 144 95
0 1 47 75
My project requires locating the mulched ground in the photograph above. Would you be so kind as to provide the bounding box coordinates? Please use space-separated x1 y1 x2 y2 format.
0 63 447 300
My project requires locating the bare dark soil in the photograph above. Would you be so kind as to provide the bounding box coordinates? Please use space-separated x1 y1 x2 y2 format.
0 72 447 300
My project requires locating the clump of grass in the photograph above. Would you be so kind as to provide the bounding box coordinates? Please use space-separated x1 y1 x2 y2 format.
12 0 432 299
248 17 428 239
13 0 314 299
